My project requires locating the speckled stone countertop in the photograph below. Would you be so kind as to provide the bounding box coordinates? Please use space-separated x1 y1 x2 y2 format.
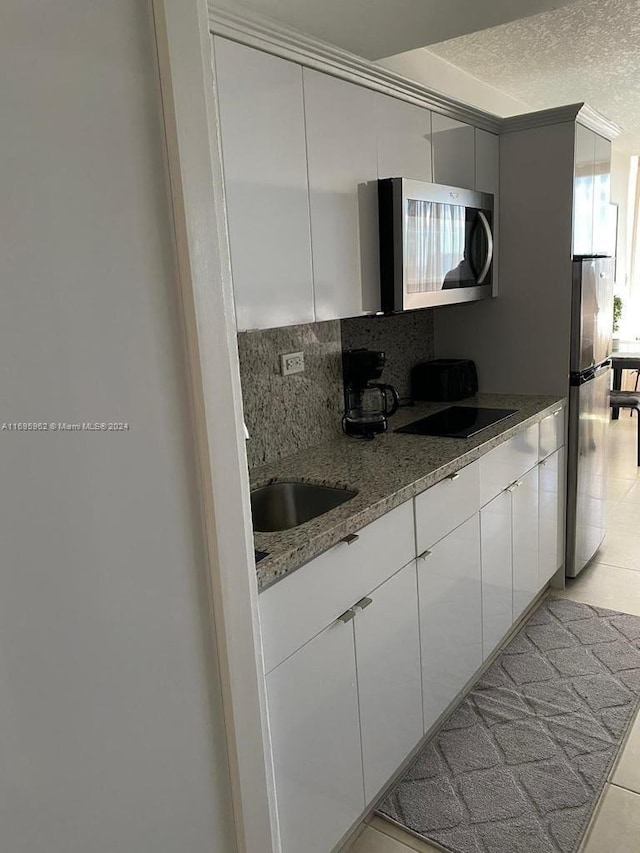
252 393 565 590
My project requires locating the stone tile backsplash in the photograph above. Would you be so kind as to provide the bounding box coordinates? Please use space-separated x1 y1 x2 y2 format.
238 311 435 468
341 311 435 400
237 321 343 468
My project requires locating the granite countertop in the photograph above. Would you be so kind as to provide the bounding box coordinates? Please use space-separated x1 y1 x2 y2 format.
251 393 565 591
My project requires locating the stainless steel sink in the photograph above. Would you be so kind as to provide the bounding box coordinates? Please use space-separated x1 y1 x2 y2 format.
250 481 357 532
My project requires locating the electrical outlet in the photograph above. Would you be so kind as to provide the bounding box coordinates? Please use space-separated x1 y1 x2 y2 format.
280 351 305 376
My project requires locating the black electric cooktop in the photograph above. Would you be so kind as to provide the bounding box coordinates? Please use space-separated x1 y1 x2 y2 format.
396 406 517 439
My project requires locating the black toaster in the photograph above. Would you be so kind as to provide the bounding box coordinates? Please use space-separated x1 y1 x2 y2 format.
410 359 478 402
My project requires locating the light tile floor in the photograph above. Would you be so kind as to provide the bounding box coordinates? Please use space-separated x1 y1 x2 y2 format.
347 413 640 853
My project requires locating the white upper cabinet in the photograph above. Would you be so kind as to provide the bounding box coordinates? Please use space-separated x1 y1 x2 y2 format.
376 94 433 181
574 126 613 258
593 133 614 256
213 38 314 331
475 129 499 195
431 113 475 190
573 123 596 257
304 69 380 320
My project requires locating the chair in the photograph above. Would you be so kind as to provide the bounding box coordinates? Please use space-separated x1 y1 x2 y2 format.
610 391 640 466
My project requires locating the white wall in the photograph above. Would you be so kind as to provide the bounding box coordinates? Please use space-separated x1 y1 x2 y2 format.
435 122 576 395
378 49 530 117
0 2 236 852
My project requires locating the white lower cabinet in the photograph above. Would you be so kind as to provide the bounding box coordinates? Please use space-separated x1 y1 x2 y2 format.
419 514 483 732
539 447 565 585
264 417 566 853
355 561 422 803
266 618 364 853
480 489 513 659
265 556 421 853
512 466 540 620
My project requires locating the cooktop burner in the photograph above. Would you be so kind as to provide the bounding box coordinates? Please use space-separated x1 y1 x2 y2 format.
396 406 517 438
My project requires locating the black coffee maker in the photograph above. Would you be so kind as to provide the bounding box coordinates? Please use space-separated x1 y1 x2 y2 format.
342 349 400 438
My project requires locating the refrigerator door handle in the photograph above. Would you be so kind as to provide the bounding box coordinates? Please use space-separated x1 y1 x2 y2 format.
477 210 494 285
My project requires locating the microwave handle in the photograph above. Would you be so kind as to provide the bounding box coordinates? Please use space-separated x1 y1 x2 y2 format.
477 210 494 285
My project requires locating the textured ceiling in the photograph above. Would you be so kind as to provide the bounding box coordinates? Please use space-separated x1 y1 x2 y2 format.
224 0 578 60
429 0 640 149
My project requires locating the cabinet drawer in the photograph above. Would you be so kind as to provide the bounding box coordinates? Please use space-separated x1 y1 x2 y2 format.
539 407 565 461
259 500 415 672
479 424 539 506
415 461 480 553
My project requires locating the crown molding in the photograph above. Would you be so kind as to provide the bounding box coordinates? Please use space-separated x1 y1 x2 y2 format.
576 104 622 141
207 3 503 134
207 4 622 142
501 103 621 140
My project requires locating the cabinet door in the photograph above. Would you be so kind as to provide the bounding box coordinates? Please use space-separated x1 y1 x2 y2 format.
573 123 595 257
304 70 379 319
593 134 613 256
376 94 432 181
213 38 314 331
431 114 475 190
480 489 513 660
418 515 482 732
266 619 364 853
475 129 499 195
539 447 565 586
355 562 423 803
512 466 540 620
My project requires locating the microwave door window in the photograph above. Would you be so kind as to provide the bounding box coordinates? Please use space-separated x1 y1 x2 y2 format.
404 199 466 292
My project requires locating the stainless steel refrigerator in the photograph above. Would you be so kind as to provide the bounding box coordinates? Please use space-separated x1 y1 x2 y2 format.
566 256 614 577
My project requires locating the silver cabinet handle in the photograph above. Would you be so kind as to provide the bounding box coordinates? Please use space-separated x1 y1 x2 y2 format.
553 410 560 417
354 597 373 611
448 472 460 481
477 210 494 285
337 608 356 624
417 549 433 560
341 533 360 546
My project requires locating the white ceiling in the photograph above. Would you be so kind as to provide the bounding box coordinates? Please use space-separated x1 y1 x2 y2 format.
223 0 579 60
427 0 640 150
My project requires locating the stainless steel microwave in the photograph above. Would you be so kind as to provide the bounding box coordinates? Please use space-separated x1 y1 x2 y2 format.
378 178 494 311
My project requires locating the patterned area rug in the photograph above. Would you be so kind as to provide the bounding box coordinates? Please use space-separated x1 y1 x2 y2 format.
377 598 640 853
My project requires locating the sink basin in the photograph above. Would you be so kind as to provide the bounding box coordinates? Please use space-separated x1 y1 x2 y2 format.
251 481 357 532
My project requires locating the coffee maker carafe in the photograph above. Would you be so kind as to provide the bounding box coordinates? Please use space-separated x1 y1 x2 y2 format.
342 349 400 438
